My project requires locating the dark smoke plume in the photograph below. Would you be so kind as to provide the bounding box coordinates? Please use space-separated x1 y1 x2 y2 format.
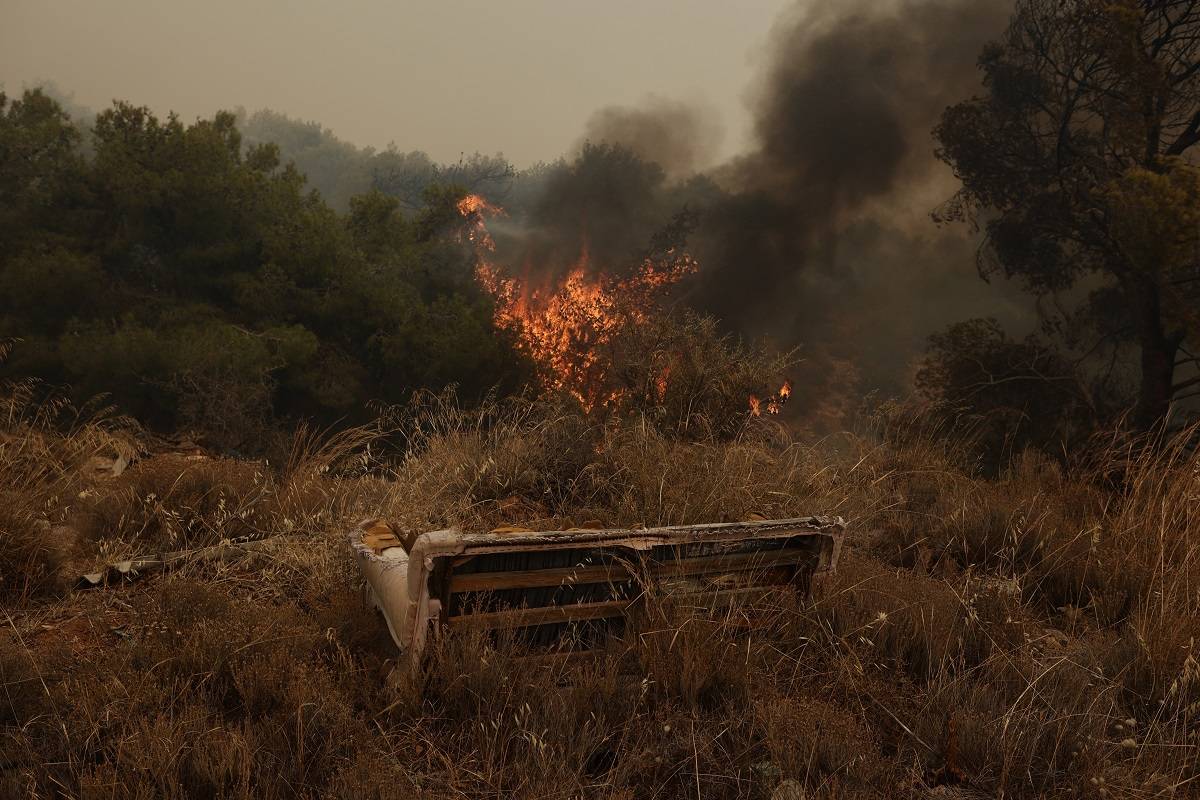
695 0 1015 314
491 0 1031 427
493 141 680 285
579 97 723 179
680 0 1029 413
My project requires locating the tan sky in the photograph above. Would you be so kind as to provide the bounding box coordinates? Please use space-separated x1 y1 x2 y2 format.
1 0 794 168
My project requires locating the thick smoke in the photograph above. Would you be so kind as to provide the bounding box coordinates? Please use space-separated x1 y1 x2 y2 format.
492 140 680 285
579 97 723 180
493 0 1033 426
681 0 1030 415
695 0 1015 312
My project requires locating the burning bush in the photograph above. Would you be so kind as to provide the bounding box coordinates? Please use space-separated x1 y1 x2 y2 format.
602 310 797 439
457 194 795 437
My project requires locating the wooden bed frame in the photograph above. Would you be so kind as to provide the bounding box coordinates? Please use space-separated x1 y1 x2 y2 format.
347 516 845 663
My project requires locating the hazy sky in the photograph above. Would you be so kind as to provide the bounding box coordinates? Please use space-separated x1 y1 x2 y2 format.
2 0 794 168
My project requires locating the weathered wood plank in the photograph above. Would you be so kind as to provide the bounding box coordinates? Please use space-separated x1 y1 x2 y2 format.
447 599 633 629
445 547 814 594
449 563 631 592
650 547 814 577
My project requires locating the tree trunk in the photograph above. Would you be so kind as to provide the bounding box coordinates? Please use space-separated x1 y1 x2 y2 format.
1125 274 1179 432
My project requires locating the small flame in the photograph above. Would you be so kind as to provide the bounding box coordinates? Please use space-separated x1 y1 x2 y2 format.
456 194 505 251
654 367 671 401
749 377 793 418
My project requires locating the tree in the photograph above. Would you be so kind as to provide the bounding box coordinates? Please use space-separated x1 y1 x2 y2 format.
0 91 535 443
531 142 667 271
916 318 1099 465
935 0 1200 431
369 148 514 211
237 108 368 210
0 89 86 262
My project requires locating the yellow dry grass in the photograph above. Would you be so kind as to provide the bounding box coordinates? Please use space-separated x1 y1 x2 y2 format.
2 384 1199 798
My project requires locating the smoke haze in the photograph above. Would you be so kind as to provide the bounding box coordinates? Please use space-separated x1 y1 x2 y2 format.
9 0 1038 425
696 0 1034 417
579 98 724 180
693 0 1016 317
501 0 1031 421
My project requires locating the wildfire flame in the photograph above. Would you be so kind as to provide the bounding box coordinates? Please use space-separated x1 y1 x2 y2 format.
654 367 670 401
458 195 697 407
457 194 505 250
750 378 794 417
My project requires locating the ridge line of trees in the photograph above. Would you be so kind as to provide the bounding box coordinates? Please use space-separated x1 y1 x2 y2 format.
0 89 532 451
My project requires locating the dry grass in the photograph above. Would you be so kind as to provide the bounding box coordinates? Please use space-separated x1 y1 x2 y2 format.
3 387 1200 798
0 362 143 602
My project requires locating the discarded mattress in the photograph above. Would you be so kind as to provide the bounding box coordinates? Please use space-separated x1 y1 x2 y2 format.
347 516 845 662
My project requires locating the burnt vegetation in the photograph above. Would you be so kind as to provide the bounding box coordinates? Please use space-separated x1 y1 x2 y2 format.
5 0 1200 797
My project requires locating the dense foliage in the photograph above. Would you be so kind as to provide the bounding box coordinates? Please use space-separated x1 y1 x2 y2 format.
237 108 517 214
934 0 1200 432
0 90 532 450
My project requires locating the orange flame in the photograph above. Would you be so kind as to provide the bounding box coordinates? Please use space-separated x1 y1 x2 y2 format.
459 195 697 408
456 194 505 251
654 367 670 401
750 378 793 418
